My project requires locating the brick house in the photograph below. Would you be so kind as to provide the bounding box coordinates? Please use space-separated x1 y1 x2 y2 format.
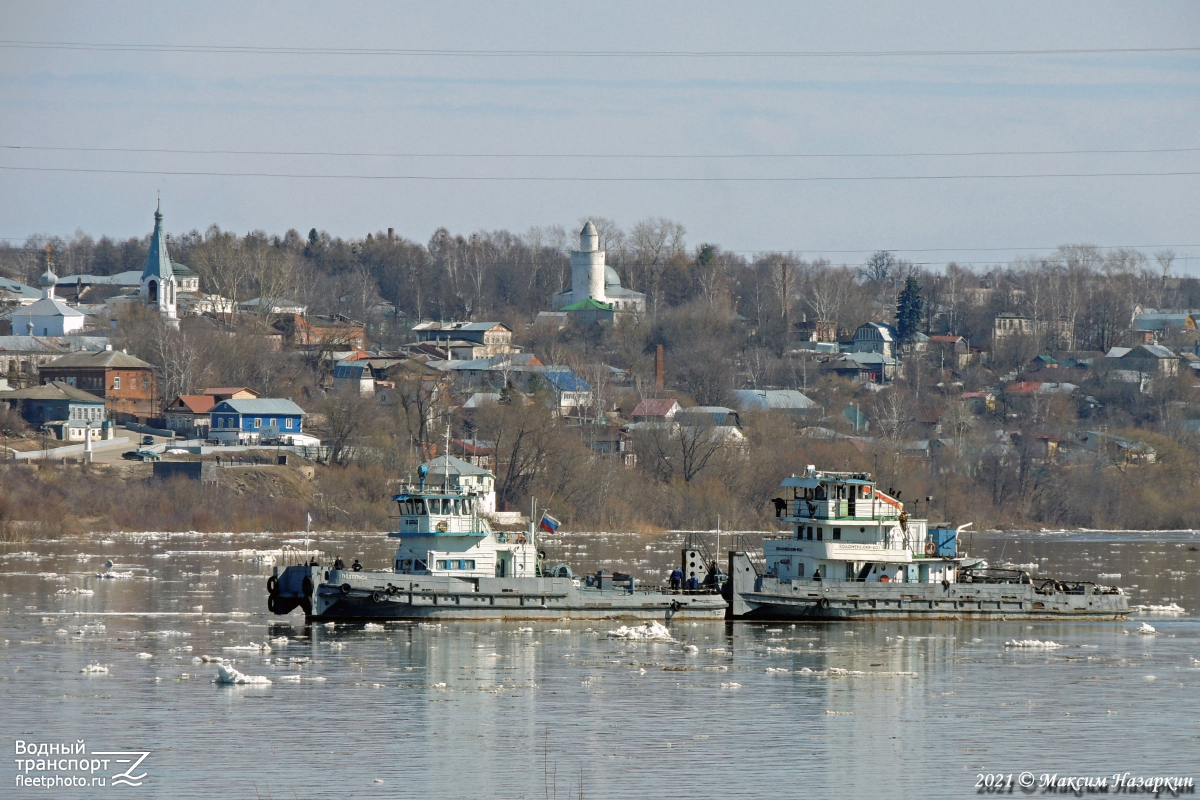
37 348 157 420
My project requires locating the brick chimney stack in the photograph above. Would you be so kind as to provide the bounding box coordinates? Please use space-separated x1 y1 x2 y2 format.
655 344 664 391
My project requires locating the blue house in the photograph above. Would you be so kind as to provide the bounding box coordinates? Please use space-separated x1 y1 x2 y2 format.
209 398 306 443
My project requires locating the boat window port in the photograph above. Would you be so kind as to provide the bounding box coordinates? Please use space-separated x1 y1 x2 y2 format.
833 527 841 540
807 526 813 540
817 528 823 541
435 559 476 570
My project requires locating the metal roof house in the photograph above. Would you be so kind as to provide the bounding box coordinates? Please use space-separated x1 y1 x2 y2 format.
732 389 818 415
1 380 111 440
851 322 900 357
209 398 306 443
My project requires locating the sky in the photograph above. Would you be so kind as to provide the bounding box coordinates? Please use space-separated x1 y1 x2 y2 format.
2 1 1199 271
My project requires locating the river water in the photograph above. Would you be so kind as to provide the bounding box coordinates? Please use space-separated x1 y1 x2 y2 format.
2 528 1197 799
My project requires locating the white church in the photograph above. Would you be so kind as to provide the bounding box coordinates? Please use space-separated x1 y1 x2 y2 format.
12 247 86 337
551 221 646 314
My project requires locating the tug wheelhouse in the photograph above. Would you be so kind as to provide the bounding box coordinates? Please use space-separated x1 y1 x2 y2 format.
388 487 536 579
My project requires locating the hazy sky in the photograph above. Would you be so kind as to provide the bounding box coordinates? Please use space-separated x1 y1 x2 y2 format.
2 1 1199 271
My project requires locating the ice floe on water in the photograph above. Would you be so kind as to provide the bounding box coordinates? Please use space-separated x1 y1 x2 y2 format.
362 624 384 632
606 621 674 641
95 571 135 580
223 642 272 652
269 636 290 644
80 664 108 674
136 653 153 659
1135 622 1157 635
55 588 94 595
75 623 105 634
1132 603 1186 615
1005 639 1065 648
215 664 271 685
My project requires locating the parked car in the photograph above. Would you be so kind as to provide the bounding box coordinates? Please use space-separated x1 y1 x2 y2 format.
121 450 141 461
141 435 155 445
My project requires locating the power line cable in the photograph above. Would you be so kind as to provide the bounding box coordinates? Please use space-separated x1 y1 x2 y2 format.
2 165 1197 182
5 144 1198 159
1 40 1197 58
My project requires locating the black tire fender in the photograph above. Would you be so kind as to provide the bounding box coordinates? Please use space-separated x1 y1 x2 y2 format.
302 576 314 596
266 575 278 594
817 597 831 610
267 594 278 613
372 591 385 603
341 583 353 594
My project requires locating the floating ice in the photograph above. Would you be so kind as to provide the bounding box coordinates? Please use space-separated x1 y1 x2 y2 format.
682 644 699 654
1132 603 1185 615
720 682 741 689
95 571 134 580
1135 622 1157 635
80 664 108 674
1005 639 1065 648
362 624 384 632
607 621 674 641
1097 573 1122 580
269 636 290 644
215 664 271 685
55 588 95 596
136 653 153 659
223 642 272 652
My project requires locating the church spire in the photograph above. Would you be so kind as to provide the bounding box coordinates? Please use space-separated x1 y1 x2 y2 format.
142 200 174 281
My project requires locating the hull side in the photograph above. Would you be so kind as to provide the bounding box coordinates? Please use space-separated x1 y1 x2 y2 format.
735 582 1127 621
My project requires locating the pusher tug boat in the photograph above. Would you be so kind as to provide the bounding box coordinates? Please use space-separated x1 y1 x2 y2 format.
727 466 1128 620
268 462 726 622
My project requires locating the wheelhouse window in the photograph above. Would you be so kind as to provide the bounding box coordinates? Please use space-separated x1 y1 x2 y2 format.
833 527 841 540
413 559 427 571
817 527 823 541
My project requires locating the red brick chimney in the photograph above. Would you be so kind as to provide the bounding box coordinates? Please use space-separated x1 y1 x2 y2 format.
655 344 664 391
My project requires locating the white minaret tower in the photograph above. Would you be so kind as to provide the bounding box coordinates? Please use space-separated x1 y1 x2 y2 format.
571 221 607 304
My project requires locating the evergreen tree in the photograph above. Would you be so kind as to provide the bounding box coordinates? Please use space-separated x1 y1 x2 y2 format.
896 275 923 340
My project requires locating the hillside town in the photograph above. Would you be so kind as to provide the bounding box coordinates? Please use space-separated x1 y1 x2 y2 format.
2 204 1200 535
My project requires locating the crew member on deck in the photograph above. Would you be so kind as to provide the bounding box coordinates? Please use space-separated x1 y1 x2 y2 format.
685 573 699 591
333 555 345 570
352 558 363 572
670 568 683 590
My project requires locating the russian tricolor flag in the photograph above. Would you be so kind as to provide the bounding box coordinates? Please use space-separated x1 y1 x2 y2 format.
539 511 560 533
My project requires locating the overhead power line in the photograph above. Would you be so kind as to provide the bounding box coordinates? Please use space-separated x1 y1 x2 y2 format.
1 40 1197 58
2 165 1197 182
5 144 1199 160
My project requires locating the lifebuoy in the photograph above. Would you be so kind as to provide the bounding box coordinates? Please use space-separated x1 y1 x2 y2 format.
302 576 314 596
924 541 937 556
436 521 449 532
817 597 831 610
266 575 278 593
516 534 528 544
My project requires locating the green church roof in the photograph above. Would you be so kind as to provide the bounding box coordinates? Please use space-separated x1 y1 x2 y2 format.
561 298 615 311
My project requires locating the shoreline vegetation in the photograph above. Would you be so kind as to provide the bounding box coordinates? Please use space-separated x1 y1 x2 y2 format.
3 416 1200 542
